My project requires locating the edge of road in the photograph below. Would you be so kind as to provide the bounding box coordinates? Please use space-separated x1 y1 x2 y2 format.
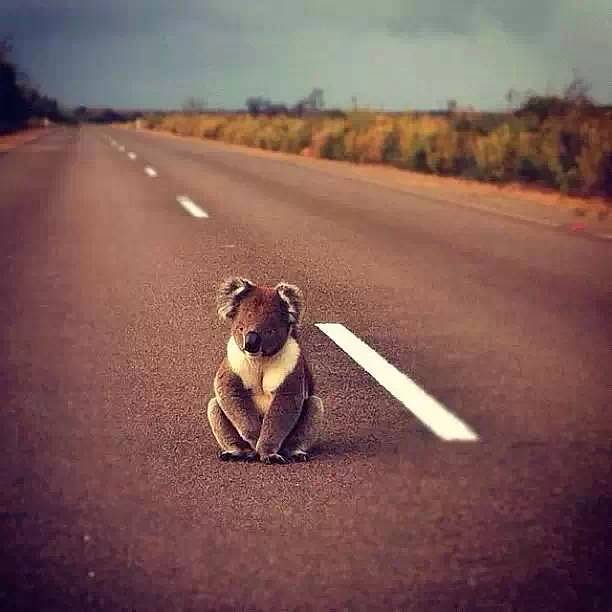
0 127 52 155
115 124 612 243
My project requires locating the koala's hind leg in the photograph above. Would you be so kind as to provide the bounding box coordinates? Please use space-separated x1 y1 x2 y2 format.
281 395 324 461
207 397 257 461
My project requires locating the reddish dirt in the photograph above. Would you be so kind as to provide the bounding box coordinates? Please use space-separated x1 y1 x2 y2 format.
0 128 50 153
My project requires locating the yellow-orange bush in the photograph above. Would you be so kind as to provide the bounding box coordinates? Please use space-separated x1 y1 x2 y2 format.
576 119 612 193
310 120 347 159
347 116 397 163
473 123 517 181
395 114 449 170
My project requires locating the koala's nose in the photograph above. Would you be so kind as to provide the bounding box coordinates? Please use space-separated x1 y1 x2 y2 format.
244 331 262 354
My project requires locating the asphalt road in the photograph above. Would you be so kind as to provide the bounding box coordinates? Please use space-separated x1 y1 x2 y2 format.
1 126 611 611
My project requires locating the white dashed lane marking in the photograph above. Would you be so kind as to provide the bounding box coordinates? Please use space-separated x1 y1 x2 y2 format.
176 195 209 218
103 137 212 220
315 323 479 442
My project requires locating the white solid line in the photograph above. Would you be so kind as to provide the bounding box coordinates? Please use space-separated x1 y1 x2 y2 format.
315 323 479 441
176 195 209 218
144 166 158 177
127 152 137 160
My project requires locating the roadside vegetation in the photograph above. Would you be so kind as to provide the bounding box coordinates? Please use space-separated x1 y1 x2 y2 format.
135 84 612 204
0 38 66 133
1 38 142 132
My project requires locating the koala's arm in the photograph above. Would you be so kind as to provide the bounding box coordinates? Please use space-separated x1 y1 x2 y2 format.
256 360 307 458
214 363 262 449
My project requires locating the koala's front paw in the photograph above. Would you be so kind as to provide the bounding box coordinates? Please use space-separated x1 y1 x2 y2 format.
289 450 309 462
259 453 288 465
218 450 258 462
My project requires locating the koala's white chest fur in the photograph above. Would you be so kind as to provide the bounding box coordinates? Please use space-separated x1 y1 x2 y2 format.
227 336 301 416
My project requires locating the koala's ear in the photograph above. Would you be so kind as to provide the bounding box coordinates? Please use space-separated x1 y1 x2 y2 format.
275 282 304 326
217 277 255 320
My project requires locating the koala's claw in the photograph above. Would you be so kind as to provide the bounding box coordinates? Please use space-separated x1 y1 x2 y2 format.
290 451 309 462
218 450 258 462
260 453 288 465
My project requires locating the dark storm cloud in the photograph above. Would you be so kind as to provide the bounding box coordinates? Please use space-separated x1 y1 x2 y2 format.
2 1 206 39
0 0 558 39
385 0 558 37
0 0 304 40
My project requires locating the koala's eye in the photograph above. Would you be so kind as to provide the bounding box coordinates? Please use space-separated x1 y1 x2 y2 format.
237 325 244 332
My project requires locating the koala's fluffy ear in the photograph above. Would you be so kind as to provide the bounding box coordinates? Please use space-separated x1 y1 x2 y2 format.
217 277 255 320
275 282 304 326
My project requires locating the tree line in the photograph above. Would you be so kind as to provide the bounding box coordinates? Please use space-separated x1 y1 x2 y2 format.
245 88 328 116
0 38 65 133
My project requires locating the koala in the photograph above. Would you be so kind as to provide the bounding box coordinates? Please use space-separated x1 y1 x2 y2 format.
207 277 324 464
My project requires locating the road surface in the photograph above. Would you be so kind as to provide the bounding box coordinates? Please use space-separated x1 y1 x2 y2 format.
1 127 611 611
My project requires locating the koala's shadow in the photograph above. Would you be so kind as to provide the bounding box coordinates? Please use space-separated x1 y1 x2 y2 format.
311 433 412 463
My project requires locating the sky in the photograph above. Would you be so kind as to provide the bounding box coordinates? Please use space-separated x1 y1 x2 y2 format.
2 0 611 110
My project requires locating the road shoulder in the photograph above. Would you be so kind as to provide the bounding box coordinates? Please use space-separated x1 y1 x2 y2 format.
0 127 51 154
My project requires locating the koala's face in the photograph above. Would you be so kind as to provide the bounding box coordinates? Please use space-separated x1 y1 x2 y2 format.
217 278 304 357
